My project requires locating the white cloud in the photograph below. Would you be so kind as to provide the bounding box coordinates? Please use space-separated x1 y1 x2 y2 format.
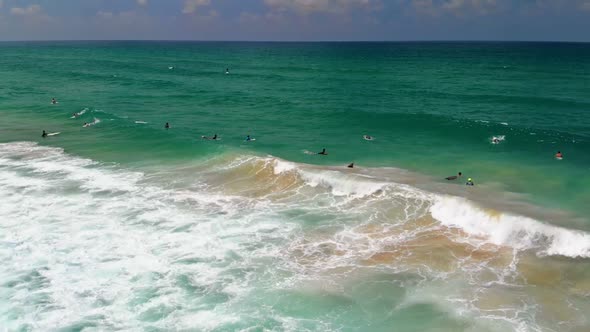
411 0 501 16
10 4 42 16
183 0 211 14
263 0 378 14
97 11 114 19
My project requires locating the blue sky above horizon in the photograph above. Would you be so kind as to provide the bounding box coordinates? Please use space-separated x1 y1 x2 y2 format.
0 0 589 41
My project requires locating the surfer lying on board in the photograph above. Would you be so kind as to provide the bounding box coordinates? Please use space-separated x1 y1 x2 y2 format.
203 134 218 140
555 151 563 159
318 148 328 155
445 172 462 180
347 163 354 168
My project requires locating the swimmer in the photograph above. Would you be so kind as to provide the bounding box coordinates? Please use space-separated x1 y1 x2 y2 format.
347 163 354 168
165 122 170 129
466 178 474 186
42 130 47 138
318 148 328 155
555 151 563 159
445 172 462 180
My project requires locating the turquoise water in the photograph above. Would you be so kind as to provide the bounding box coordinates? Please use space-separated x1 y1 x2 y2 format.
1 42 589 331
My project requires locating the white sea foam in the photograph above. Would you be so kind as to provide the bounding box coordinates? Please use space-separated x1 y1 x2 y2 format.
430 196 590 258
0 142 297 331
1 143 587 331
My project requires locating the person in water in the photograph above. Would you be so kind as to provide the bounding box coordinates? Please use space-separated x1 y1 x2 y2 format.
51 98 57 104
492 138 499 144
347 163 354 168
42 130 47 138
446 172 462 180
212 134 218 140
165 122 170 129
225 68 229 74
318 148 327 155
555 151 563 159
246 135 251 141
466 178 474 186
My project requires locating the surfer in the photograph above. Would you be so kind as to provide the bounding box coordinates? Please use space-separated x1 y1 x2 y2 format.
555 151 563 159
466 178 474 186
347 163 354 168
165 122 170 129
203 134 218 140
225 68 230 74
318 148 328 155
246 135 251 141
51 98 57 104
492 137 499 144
445 172 462 180
42 130 47 138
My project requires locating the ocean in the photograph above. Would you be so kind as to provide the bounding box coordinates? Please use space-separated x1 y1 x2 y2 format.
0 41 589 331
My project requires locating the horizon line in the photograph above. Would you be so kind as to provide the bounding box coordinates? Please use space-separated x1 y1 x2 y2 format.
0 39 589 44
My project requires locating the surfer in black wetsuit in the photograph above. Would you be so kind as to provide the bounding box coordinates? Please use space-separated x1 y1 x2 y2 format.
165 122 170 129
466 178 474 186
445 172 462 180
318 148 327 155
246 135 251 141
212 134 218 140
347 163 354 168
51 98 57 104
42 130 47 138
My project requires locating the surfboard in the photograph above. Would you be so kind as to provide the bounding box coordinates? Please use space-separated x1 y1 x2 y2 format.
135 121 148 124
363 135 374 141
47 132 61 136
244 138 256 142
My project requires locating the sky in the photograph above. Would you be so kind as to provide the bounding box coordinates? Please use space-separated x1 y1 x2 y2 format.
0 0 589 41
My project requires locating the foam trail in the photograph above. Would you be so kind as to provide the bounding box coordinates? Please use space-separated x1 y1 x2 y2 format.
70 108 87 118
83 118 100 127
